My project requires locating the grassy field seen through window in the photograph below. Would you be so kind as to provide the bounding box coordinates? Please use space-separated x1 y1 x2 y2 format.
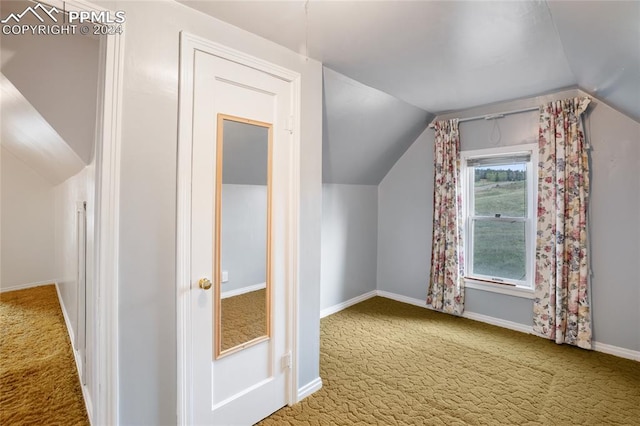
471 170 527 281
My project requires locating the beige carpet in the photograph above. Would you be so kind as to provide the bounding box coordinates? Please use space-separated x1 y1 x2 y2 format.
262 297 640 425
0 285 89 425
221 289 267 351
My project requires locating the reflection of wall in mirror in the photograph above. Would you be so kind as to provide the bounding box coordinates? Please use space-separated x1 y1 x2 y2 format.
220 184 267 293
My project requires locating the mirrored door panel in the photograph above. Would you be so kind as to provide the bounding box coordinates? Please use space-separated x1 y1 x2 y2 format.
214 114 272 359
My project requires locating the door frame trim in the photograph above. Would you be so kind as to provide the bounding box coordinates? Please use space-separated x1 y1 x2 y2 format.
43 1 125 424
176 31 302 425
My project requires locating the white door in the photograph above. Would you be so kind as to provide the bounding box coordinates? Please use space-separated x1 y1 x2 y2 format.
190 50 293 425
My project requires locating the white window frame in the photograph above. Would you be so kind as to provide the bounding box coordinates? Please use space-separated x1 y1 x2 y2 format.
461 144 538 298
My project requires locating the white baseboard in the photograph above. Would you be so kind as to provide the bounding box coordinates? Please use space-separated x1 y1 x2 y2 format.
376 290 640 362
1 280 56 293
375 291 531 333
376 290 427 308
54 283 94 425
593 341 640 361
462 310 533 335
297 377 322 402
221 282 266 299
327 289 639 362
320 290 377 318
55 282 76 348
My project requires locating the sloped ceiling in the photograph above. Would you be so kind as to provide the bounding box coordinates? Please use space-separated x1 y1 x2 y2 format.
323 68 432 184
1 73 85 184
1 0 100 167
177 0 640 183
545 1 640 120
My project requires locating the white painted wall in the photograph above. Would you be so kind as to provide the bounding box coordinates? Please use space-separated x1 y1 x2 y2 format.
53 164 96 416
53 165 94 347
0 146 55 289
90 1 322 424
377 88 640 352
221 184 267 293
321 184 378 310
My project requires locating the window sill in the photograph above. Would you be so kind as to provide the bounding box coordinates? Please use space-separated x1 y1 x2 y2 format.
464 278 535 299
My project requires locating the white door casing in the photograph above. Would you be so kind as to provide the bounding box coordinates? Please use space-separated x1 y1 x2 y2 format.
76 201 87 385
177 32 301 425
41 1 125 423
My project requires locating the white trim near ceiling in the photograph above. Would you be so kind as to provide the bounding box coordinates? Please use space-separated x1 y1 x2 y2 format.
176 31 302 424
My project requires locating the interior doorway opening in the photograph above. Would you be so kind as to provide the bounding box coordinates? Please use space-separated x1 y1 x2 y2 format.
1 1 124 423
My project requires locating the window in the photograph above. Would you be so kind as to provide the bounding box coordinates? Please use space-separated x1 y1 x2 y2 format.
461 144 537 291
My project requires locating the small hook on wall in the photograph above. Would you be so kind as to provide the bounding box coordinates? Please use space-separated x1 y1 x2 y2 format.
489 118 502 145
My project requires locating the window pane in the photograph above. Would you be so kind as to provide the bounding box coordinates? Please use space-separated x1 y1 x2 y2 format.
472 220 526 281
474 163 526 217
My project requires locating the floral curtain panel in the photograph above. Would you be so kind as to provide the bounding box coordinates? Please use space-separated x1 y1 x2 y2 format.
427 119 465 315
533 97 592 349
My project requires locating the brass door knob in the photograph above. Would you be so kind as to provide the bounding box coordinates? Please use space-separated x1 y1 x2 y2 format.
199 278 212 290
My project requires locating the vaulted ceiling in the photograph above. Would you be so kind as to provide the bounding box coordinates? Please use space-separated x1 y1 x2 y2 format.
323 68 432 184
180 1 640 184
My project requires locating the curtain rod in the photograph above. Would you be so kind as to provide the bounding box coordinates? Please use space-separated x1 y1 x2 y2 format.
428 106 539 128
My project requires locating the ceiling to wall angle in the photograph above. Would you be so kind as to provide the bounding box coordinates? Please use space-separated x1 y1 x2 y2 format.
0 0 101 180
178 0 640 121
177 0 640 185
322 68 432 185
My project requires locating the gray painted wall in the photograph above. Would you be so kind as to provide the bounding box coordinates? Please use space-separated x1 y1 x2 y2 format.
585 98 640 352
221 184 267 292
377 128 434 301
321 184 378 310
463 289 534 326
105 1 323 424
378 89 640 352
222 120 269 185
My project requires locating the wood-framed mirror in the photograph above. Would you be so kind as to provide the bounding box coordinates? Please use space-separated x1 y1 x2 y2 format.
214 113 272 359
